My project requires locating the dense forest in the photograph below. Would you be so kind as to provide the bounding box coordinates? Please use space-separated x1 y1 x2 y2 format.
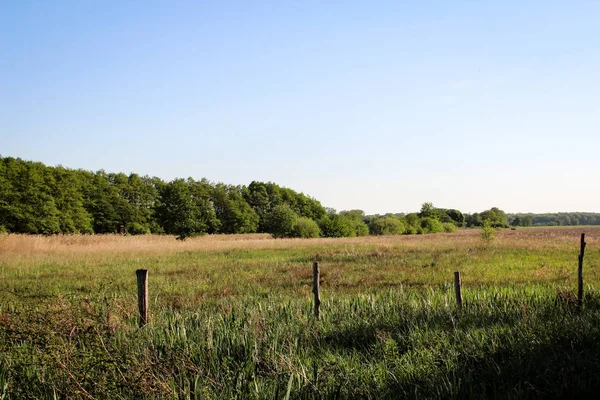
0 156 597 238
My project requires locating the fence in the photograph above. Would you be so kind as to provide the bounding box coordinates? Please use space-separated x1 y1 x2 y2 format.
134 233 589 327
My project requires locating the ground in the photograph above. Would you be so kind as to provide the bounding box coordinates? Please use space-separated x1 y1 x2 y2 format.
1 228 599 399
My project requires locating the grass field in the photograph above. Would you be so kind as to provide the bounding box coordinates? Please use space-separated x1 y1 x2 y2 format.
1 227 600 399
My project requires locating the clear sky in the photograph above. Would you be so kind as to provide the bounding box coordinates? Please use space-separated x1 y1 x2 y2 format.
1 1 599 214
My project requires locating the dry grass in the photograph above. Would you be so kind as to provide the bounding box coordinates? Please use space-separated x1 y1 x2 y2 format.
0 226 596 257
0 232 271 256
1 227 597 297
2 227 600 398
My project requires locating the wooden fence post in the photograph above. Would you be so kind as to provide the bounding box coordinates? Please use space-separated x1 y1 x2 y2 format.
577 233 586 309
313 261 321 318
454 271 463 309
136 269 149 327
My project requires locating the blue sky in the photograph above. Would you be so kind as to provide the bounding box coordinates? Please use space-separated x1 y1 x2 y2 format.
1 1 599 214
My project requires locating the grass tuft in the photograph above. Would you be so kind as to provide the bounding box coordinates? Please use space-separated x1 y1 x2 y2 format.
1 227 599 398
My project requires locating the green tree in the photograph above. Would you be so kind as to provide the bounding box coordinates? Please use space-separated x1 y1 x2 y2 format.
340 210 369 236
442 209 465 227
155 178 217 239
464 213 481 227
81 170 122 233
442 222 458 233
245 181 273 232
369 217 406 235
481 219 496 241
418 202 437 219
245 181 327 232
419 217 444 234
290 217 321 238
0 157 21 231
479 207 509 228
118 173 160 233
265 203 298 238
0 158 60 233
212 184 259 234
404 213 421 234
52 167 93 233
319 213 354 238
320 211 368 237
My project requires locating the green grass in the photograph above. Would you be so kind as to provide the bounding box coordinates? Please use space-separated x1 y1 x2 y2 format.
1 227 599 399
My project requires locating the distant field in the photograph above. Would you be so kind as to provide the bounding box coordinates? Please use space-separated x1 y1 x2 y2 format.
1 227 600 399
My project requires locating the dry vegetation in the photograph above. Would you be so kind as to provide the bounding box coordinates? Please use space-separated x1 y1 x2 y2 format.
2 226 596 253
1 227 600 399
1 227 598 294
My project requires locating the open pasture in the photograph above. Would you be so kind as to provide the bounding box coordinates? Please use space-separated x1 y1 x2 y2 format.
1 228 600 399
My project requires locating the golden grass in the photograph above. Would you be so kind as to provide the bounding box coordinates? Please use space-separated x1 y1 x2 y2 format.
0 227 596 258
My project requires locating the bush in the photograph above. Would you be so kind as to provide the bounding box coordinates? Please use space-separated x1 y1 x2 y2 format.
341 211 369 237
290 217 320 238
149 221 165 234
266 204 298 238
126 222 151 235
319 215 352 238
420 217 444 234
478 207 509 228
442 222 458 233
403 224 417 235
444 209 465 227
319 213 367 238
369 217 406 235
355 220 369 236
481 220 495 241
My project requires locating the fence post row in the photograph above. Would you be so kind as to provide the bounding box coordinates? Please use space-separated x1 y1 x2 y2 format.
454 271 463 309
313 261 321 318
577 233 586 309
136 269 149 327
131 235 590 326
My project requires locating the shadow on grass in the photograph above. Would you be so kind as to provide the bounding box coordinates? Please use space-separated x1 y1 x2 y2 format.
318 293 600 399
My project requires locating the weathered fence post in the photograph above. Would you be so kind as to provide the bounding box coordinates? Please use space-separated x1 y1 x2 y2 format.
136 269 149 327
577 233 586 309
313 261 321 318
454 271 463 309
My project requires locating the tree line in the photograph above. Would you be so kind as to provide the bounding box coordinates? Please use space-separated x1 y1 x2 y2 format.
507 212 600 227
0 156 324 238
2 156 561 238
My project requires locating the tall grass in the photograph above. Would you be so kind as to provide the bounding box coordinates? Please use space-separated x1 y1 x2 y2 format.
1 228 599 398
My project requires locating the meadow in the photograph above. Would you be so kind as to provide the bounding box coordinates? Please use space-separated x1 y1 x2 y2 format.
1 227 600 399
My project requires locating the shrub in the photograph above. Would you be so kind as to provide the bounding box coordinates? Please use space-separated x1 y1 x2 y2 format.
444 209 465 227
442 222 458 233
354 220 369 236
405 213 419 227
420 217 444 234
481 220 495 241
290 217 320 238
479 207 509 228
369 217 406 235
319 213 367 238
319 215 353 237
403 224 417 235
126 222 151 235
266 204 298 238
148 221 165 234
